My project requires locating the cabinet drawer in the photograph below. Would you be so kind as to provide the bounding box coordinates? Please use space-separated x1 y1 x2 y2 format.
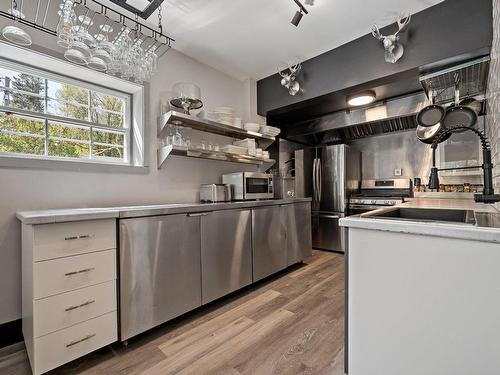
34 249 116 299
33 311 117 375
34 281 116 338
33 219 116 262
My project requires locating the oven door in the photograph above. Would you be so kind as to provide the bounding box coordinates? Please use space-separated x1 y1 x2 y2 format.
244 174 273 199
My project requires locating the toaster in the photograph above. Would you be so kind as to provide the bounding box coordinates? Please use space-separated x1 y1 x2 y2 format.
200 184 232 203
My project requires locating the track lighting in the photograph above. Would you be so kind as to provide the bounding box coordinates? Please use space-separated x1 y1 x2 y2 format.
291 0 309 27
291 10 303 26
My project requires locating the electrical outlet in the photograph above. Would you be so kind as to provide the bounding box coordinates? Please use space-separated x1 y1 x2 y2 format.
394 168 402 176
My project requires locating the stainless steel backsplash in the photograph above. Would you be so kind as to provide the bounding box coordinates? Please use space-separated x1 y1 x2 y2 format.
486 0 500 196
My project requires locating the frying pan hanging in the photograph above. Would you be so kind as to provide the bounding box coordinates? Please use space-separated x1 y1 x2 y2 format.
442 80 477 132
416 88 446 128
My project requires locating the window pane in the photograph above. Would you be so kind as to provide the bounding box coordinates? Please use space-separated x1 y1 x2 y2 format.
48 122 90 158
47 81 89 106
0 133 45 155
48 99 88 121
1 89 45 112
0 113 45 155
0 112 45 135
90 109 124 128
48 122 90 141
0 67 45 95
91 91 124 114
92 128 125 159
92 144 124 158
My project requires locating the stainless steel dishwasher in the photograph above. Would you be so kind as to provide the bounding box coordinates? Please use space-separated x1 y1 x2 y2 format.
119 213 202 341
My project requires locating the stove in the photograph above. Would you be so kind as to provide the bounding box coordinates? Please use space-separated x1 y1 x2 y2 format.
349 179 412 215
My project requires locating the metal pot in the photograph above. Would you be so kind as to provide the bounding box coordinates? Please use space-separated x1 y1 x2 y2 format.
416 122 450 144
416 88 446 128
459 97 482 115
442 82 477 132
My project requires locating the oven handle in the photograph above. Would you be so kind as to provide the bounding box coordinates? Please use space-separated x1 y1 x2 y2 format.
349 204 392 211
318 214 340 219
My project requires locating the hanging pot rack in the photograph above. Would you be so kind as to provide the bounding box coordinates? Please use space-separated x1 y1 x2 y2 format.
0 0 174 58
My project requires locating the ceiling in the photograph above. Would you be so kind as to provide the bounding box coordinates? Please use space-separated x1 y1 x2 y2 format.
142 0 445 81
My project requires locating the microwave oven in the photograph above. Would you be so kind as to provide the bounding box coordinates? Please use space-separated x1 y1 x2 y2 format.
222 172 274 200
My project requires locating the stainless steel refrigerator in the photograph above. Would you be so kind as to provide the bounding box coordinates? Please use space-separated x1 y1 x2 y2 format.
295 144 361 253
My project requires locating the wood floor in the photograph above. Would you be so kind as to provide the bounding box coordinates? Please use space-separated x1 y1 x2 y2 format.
0 250 345 375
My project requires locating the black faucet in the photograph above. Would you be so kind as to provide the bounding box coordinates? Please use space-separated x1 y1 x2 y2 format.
428 126 500 204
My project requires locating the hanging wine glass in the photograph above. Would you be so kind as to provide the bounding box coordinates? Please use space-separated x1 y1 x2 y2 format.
56 1 76 48
2 0 32 46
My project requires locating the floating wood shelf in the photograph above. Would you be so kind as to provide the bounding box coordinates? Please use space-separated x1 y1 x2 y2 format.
157 145 276 169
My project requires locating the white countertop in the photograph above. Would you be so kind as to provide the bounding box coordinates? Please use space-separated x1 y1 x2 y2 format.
16 198 312 225
340 198 500 243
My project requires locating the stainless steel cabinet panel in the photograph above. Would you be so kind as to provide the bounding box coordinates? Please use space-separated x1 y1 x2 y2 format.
119 214 202 340
312 212 345 252
284 202 312 266
201 209 252 304
252 206 286 282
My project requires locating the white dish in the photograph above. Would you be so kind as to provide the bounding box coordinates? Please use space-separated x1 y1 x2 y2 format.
220 145 247 155
260 125 281 135
244 123 261 132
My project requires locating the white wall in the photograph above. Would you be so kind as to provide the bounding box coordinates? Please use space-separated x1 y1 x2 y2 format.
0 41 257 323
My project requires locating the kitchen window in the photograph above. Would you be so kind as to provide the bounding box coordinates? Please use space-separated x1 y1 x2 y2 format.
0 60 133 166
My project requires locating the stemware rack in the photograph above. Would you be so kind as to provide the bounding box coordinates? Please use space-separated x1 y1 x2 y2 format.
157 111 277 169
0 0 174 58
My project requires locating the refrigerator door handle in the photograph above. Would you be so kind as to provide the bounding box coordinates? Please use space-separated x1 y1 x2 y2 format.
317 159 322 202
312 158 316 202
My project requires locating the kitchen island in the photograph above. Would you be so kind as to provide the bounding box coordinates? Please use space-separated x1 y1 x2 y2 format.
340 199 500 375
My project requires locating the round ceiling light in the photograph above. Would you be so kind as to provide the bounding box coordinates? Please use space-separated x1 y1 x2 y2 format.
347 91 376 106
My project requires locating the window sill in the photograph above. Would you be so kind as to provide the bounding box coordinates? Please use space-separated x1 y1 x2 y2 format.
0 154 149 174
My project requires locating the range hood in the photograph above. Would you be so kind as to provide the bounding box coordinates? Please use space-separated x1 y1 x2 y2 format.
282 56 490 145
283 92 427 144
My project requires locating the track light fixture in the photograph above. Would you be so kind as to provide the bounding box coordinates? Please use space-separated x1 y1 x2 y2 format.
291 0 309 27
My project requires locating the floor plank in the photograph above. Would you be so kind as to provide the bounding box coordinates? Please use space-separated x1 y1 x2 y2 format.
1 250 345 375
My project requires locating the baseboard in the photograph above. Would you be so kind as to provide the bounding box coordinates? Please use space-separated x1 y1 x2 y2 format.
0 319 22 349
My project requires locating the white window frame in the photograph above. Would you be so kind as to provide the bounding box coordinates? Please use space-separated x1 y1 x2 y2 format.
0 42 145 171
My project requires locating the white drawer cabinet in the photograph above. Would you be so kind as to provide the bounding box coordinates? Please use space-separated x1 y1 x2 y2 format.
33 312 117 375
34 281 116 338
33 219 116 261
33 249 116 299
22 219 117 375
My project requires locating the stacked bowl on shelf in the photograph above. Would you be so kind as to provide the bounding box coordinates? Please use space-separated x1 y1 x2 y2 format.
213 107 234 126
260 125 281 137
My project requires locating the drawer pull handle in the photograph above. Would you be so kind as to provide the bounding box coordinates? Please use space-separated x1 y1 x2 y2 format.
64 234 94 241
65 299 96 312
65 267 95 277
78 234 94 239
66 334 96 348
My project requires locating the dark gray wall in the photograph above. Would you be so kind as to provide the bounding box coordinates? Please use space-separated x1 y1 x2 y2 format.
257 0 493 122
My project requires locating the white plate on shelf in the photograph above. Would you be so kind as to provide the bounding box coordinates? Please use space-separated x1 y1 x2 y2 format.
244 123 261 132
220 145 247 155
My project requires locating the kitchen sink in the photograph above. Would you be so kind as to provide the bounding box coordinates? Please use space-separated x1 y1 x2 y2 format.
362 207 476 224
